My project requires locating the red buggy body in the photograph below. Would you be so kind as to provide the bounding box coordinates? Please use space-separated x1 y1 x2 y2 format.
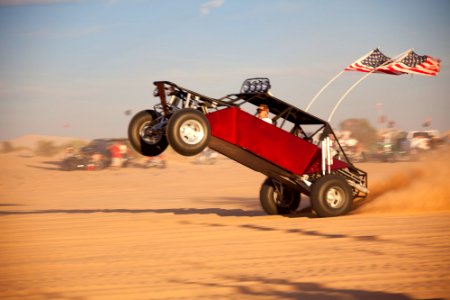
207 107 348 175
128 79 368 217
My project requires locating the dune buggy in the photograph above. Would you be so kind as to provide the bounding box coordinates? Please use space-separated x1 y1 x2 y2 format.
128 78 368 217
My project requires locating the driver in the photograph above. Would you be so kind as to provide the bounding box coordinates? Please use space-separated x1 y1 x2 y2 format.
257 104 273 124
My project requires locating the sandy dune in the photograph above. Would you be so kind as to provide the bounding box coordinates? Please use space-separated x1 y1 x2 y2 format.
0 149 449 300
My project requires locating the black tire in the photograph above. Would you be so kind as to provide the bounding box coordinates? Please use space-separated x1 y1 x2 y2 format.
128 110 168 157
260 178 301 215
166 108 211 156
310 174 353 217
61 157 77 171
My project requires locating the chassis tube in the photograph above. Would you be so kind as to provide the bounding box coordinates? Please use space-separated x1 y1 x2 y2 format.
155 82 169 117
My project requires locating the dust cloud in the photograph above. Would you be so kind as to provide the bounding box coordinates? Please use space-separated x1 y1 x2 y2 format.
354 150 450 215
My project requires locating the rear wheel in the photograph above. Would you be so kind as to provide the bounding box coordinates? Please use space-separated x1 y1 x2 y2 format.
166 108 211 156
128 110 168 157
260 178 301 215
311 174 353 217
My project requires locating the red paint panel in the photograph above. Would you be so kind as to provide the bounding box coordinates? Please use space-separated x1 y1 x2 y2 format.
207 107 321 175
206 107 238 144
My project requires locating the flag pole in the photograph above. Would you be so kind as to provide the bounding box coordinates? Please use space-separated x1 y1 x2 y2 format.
305 70 344 112
326 49 411 123
305 49 375 112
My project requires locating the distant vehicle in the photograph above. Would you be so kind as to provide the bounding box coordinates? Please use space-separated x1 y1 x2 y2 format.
361 131 412 163
144 155 166 169
61 138 129 171
193 148 219 165
407 130 441 151
335 131 365 163
128 78 368 217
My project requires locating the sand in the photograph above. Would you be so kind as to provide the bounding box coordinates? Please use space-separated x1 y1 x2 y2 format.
0 147 449 300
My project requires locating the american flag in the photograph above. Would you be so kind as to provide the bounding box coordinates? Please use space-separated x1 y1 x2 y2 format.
384 51 440 76
345 48 403 75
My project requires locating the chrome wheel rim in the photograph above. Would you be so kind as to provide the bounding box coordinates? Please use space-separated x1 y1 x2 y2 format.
326 187 345 209
179 119 204 145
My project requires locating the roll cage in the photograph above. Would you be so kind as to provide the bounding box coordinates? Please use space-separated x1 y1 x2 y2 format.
153 79 359 169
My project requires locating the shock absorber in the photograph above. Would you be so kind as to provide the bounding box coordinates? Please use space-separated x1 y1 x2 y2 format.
321 136 333 175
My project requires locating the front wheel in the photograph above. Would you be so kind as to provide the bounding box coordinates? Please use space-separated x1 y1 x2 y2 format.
166 108 211 156
310 175 353 217
128 110 168 157
260 178 301 215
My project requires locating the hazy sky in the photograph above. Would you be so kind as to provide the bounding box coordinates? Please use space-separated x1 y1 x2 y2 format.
0 0 449 140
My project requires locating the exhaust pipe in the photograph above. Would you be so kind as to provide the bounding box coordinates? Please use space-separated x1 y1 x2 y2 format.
347 180 369 194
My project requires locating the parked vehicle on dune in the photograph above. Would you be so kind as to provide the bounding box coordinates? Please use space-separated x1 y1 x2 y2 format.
128 78 369 217
61 138 129 171
407 130 443 151
143 155 167 169
361 133 412 163
193 148 219 165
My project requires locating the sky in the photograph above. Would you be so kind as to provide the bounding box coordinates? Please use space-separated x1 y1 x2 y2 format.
0 0 449 140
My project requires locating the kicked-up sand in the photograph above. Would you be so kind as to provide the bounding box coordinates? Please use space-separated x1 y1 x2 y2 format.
0 148 449 299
